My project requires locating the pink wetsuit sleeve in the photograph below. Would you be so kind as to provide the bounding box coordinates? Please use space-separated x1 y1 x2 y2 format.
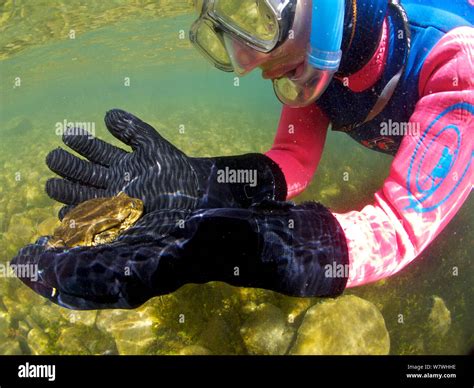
336 27 474 287
265 105 330 198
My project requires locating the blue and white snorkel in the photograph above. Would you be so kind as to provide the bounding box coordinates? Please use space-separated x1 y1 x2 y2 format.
273 0 345 107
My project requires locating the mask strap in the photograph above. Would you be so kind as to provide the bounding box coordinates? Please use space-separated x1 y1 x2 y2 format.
363 0 411 124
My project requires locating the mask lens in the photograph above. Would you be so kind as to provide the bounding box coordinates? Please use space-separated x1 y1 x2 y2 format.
193 20 233 70
214 0 278 44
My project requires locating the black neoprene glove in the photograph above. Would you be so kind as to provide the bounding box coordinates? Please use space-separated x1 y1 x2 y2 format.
46 109 287 218
11 201 348 310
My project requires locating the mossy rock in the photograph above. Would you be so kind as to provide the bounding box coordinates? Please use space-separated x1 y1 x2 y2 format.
0 339 22 355
27 327 52 355
57 324 117 355
97 307 160 355
428 296 451 337
0 310 11 340
290 295 390 355
58 309 97 327
240 303 294 355
197 315 245 355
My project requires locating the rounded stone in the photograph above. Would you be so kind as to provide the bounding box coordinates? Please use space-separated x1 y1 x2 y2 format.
240 303 294 355
0 339 22 355
27 327 51 355
290 295 390 355
96 307 159 355
428 296 451 337
0 310 11 340
57 325 117 355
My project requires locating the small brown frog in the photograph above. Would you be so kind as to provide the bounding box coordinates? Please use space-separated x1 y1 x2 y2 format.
47 192 144 249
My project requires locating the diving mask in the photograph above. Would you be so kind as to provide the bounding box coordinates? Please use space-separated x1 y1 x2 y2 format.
189 0 345 107
190 0 297 72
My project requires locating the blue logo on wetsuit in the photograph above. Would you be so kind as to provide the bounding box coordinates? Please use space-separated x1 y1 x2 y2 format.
405 102 473 213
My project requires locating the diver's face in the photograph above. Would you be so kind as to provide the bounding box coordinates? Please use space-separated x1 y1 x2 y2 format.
258 0 311 80
192 0 311 81
227 34 307 80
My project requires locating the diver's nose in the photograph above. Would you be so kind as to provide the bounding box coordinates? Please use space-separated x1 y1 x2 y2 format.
223 35 267 76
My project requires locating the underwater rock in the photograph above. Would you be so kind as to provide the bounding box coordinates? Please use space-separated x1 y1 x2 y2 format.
0 339 22 355
96 309 134 332
240 303 294 355
15 284 46 306
197 315 243 355
0 310 11 340
276 296 315 325
239 287 279 316
108 319 156 355
97 307 158 355
27 328 51 355
59 309 97 327
96 306 157 332
179 345 213 355
428 296 451 337
137 285 245 354
151 324 188 355
57 325 117 355
28 304 66 331
290 295 390 355
3 295 32 321
158 283 243 345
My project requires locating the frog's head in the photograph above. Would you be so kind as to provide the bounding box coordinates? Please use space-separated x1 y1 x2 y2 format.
116 192 144 227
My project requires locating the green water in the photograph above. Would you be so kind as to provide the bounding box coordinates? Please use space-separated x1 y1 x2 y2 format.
0 1 472 355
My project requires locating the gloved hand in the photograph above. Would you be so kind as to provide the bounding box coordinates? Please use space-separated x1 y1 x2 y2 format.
12 201 348 310
46 109 287 219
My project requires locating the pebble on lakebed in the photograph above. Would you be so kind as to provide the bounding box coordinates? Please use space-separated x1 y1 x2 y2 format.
428 296 451 337
290 295 390 355
240 303 294 355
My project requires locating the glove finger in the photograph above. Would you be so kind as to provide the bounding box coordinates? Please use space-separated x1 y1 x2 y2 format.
11 245 65 306
46 148 109 188
62 126 128 167
34 236 52 246
46 178 107 205
17 243 46 258
105 109 170 151
15 241 150 309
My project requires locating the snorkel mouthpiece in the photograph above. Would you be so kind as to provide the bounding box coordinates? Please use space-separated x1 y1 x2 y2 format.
274 0 345 107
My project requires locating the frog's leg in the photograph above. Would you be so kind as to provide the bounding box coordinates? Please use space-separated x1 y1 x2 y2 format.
82 224 96 247
90 218 122 246
93 227 121 245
